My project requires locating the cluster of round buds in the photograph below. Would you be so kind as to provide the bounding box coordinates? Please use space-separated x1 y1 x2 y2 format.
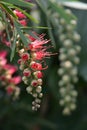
57 9 81 115
18 33 53 111
0 50 21 99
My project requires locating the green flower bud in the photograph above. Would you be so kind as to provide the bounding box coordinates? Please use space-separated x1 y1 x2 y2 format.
73 57 80 64
63 107 70 115
58 68 64 75
62 75 70 83
69 104 76 110
63 39 73 48
68 49 76 56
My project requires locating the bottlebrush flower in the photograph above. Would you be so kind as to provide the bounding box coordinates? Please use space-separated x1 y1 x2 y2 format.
17 33 55 111
0 50 21 99
29 39 49 51
32 50 52 60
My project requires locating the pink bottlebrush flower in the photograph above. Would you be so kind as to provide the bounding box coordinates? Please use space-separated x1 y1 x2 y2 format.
13 10 26 19
21 53 30 61
19 19 27 26
23 69 31 77
29 39 50 51
30 62 42 71
3 64 17 74
32 49 51 60
9 76 21 85
33 71 43 79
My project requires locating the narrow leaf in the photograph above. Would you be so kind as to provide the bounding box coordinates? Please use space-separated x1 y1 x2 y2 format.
14 21 29 46
1 0 34 9
10 29 17 61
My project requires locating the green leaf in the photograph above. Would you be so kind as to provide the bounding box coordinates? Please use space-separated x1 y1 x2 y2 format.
10 29 17 61
1 0 34 9
14 21 29 46
1 10 11 43
47 20 56 48
21 26 52 30
0 3 17 19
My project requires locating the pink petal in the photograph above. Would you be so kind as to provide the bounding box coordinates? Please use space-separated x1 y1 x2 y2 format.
10 76 21 84
0 51 7 58
3 64 17 74
0 58 7 66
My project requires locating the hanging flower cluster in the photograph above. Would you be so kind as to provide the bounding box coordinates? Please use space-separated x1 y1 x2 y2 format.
0 50 21 99
57 9 81 115
12 9 54 110
17 33 53 111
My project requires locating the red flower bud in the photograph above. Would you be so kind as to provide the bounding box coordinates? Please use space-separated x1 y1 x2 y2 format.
23 69 31 77
19 19 27 26
31 80 38 87
34 71 43 78
21 53 29 61
30 62 42 71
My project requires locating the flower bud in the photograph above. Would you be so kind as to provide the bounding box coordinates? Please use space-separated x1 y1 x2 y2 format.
21 53 30 61
63 39 73 48
39 93 43 98
31 80 38 87
73 57 80 64
64 61 73 69
68 49 76 56
63 107 70 115
19 49 25 56
23 69 31 77
58 68 64 75
62 75 70 83
33 71 43 78
36 86 42 93
26 86 32 93
37 79 42 85
70 104 76 110
73 33 80 42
